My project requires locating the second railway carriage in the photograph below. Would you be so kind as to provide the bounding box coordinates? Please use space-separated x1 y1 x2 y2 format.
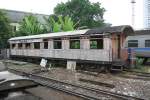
9 25 134 71
125 30 150 64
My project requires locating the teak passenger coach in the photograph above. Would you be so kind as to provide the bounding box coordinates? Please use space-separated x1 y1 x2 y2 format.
9 25 134 71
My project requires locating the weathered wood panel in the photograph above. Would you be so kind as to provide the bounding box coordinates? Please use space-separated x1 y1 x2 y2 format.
10 49 111 61
10 37 112 62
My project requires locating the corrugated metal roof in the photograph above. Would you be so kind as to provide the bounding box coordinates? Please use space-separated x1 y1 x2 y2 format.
9 29 89 41
85 25 134 35
9 25 134 41
133 30 150 35
1 9 49 24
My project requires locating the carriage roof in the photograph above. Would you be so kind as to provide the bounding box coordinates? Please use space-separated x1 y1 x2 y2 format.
9 25 134 41
134 30 150 35
85 25 134 35
9 29 89 41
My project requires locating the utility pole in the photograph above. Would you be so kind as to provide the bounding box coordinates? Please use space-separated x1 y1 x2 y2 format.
131 0 136 27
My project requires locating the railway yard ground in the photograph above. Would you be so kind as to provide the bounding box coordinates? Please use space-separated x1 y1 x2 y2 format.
0 86 83 100
1 60 150 100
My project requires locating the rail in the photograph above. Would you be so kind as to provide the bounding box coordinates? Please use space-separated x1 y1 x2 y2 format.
8 68 144 100
122 69 150 81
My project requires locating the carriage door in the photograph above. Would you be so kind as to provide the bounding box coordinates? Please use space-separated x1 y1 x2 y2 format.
117 35 121 58
112 34 120 60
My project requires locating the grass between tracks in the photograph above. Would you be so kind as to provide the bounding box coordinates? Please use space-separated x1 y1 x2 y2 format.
131 65 150 73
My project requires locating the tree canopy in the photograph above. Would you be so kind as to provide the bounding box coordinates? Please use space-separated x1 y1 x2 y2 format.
0 10 11 48
54 0 106 28
16 14 76 36
18 15 44 36
43 15 76 32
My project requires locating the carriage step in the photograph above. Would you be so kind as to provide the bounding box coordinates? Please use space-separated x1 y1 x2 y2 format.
111 65 123 71
111 61 124 71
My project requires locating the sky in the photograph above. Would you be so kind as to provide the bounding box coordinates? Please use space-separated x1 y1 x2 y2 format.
0 0 144 29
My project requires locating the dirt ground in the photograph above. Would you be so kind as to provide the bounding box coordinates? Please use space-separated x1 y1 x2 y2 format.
25 86 83 100
4 60 150 100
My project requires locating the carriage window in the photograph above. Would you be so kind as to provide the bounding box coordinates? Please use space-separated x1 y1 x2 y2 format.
44 42 48 49
25 43 31 49
145 40 150 47
128 40 138 47
53 39 62 49
70 37 80 49
70 40 80 49
12 44 16 49
90 39 103 49
34 42 40 49
18 43 23 49
43 39 48 41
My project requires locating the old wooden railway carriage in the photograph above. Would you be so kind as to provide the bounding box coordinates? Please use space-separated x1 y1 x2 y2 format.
9 25 134 70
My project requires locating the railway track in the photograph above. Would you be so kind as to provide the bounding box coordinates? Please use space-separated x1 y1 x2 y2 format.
124 69 150 76
77 70 99 76
122 70 150 80
8 68 144 100
79 78 115 88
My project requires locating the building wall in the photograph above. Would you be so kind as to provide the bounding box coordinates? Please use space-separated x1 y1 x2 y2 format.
1 9 49 32
0 49 10 59
144 0 150 28
10 23 20 32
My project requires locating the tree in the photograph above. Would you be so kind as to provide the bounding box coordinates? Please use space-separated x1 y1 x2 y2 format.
54 0 106 28
59 16 77 31
43 15 76 32
17 14 76 36
18 15 44 36
0 10 11 48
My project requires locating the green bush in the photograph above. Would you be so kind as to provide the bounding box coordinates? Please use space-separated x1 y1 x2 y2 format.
135 58 143 69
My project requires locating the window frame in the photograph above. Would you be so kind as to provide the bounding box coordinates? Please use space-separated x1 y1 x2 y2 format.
145 40 150 47
90 36 104 49
34 42 40 49
44 41 48 49
43 39 49 49
18 43 23 49
11 44 16 49
53 38 62 49
70 37 80 49
25 43 31 49
128 40 138 48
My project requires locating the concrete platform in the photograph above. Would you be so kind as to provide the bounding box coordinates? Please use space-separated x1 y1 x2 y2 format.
0 71 37 91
